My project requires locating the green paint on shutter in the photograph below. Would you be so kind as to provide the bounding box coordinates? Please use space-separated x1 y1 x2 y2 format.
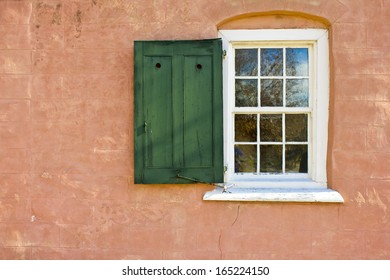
143 56 173 168
134 39 223 184
183 55 213 168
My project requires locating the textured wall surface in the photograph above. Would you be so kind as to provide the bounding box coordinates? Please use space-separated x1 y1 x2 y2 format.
0 0 389 259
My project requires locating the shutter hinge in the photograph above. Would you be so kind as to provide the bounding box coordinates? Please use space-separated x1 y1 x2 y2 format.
144 121 147 133
224 165 228 173
222 50 227 59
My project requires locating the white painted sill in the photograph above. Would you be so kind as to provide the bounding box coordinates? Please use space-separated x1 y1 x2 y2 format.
203 179 344 203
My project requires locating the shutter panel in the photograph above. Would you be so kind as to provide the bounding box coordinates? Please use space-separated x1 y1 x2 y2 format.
134 39 223 184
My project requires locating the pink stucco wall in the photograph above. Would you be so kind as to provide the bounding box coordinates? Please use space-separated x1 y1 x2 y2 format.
0 0 389 259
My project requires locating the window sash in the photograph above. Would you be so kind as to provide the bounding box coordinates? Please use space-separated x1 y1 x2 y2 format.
220 29 329 186
233 111 310 171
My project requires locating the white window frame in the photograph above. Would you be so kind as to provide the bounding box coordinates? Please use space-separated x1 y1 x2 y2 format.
204 29 344 203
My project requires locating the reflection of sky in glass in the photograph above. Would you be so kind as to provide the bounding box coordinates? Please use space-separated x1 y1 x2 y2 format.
286 48 308 76
261 48 283 76
235 49 258 76
286 79 309 107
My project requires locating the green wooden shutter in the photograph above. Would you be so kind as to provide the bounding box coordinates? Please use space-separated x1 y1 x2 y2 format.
134 39 223 184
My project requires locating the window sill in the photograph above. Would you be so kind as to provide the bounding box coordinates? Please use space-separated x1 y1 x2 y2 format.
203 186 344 203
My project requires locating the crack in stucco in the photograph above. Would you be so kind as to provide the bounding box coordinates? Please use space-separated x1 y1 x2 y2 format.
217 205 242 260
231 204 241 226
218 230 222 259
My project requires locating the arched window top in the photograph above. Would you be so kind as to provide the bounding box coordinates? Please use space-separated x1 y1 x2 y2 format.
218 11 330 30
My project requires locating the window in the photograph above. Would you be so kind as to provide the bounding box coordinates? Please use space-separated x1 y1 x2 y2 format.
204 29 344 202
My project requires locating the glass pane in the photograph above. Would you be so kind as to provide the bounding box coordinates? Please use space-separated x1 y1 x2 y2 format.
235 145 257 173
286 78 309 107
285 114 308 142
260 48 283 76
285 145 308 173
260 145 282 173
260 79 283 106
235 114 257 142
260 114 282 142
286 48 309 76
235 79 258 107
235 49 258 76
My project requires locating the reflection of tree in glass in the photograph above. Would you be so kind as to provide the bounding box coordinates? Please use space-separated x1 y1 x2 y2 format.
235 145 257 172
285 145 307 173
260 145 282 172
235 49 258 76
235 114 257 142
260 114 282 142
261 79 283 106
261 48 283 76
235 79 258 107
285 114 307 142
